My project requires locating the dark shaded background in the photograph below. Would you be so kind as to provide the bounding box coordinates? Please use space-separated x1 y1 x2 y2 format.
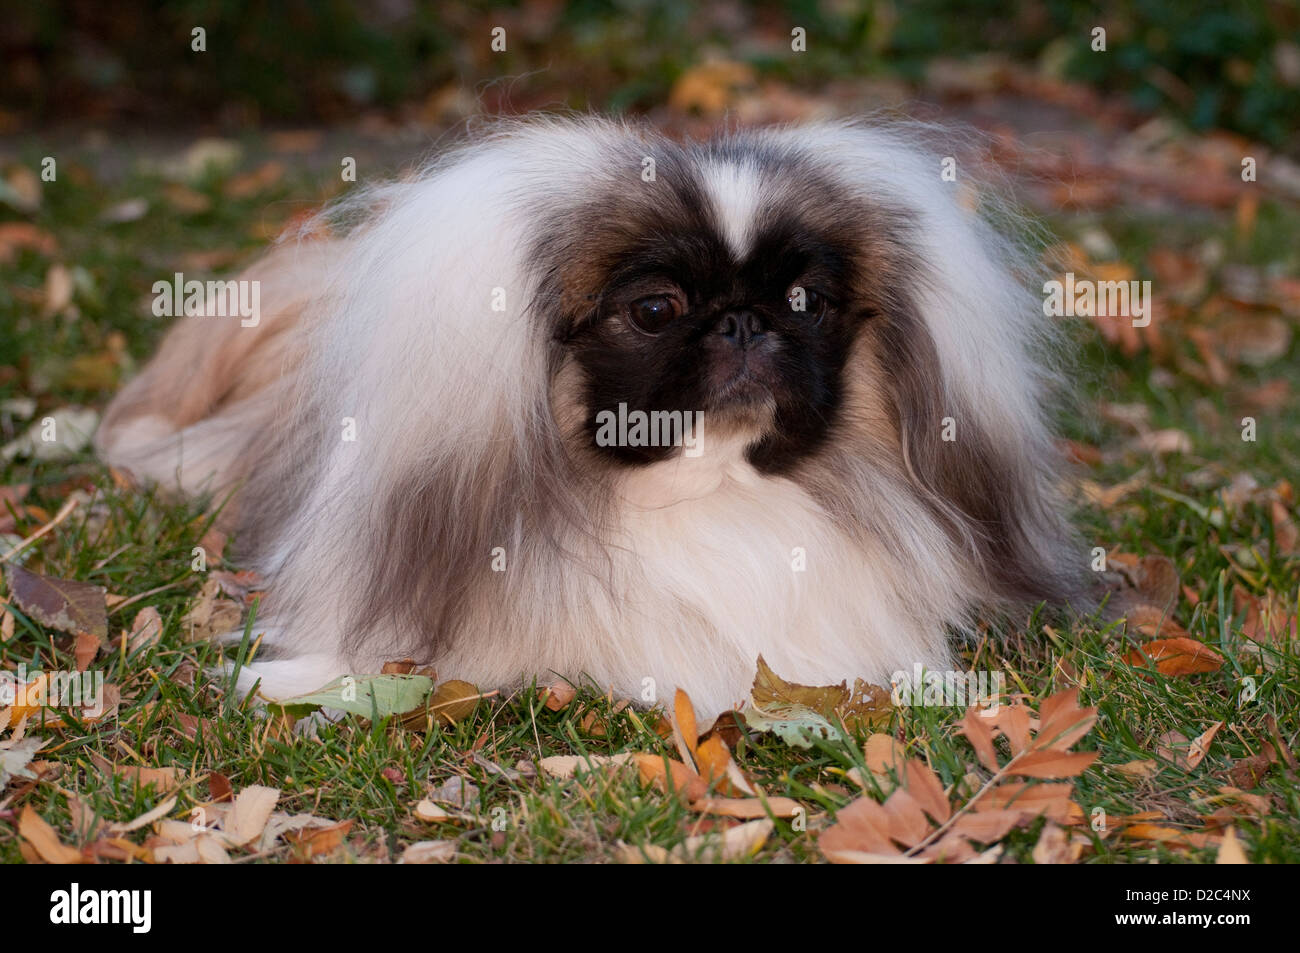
4 1 1298 152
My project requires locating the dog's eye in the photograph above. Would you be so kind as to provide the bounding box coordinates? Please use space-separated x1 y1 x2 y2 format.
627 295 682 334
787 286 829 323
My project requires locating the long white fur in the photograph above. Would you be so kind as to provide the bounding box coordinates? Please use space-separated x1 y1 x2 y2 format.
98 117 1058 716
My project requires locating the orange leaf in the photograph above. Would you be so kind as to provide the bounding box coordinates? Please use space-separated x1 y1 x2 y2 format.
632 753 706 802
673 688 700 769
879 788 931 848
1122 637 1224 677
902 759 951 824
287 819 354 861
18 806 84 863
692 797 802 819
1005 749 1099 779
958 707 1000 772
978 782 1076 821
820 796 902 859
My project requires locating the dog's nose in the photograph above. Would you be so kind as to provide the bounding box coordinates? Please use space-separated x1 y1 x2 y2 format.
714 309 765 346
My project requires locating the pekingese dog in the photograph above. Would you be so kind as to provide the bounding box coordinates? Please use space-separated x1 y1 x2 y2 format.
96 117 1080 715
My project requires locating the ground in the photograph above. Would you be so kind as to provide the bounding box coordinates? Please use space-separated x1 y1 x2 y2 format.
1 71 1298 863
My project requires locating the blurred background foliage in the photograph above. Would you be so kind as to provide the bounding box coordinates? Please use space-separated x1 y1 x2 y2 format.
4 0 1298 151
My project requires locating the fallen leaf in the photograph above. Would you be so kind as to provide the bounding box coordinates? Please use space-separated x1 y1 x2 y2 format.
1216 315 1291 367
73 631 101 671
0 222 58 262
427 776 479 808
286 819 353 861
109 795 178 833
1122 636 1225 677
425 679 481 726
0 735 46 788
538 752 633 779
742 655 891 748
18 805 84 863
92 754 183 793
1032 821 1084 864
272 673 435 720
1216 826 1249 864
540 682 576 711
126 605 163 652
1113 759 1159 779
1186 722 1224 771
676 818 772 861
668 60 756 115
399 840 456 863
3 564 107 639
222 785 280 847
692 796 803 819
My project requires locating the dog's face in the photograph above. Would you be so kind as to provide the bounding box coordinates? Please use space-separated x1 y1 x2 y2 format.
540 146 906 473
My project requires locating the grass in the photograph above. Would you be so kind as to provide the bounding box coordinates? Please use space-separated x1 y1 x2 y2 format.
1 129 1298 864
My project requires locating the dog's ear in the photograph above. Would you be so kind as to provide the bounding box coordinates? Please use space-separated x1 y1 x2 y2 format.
879 298 1078 606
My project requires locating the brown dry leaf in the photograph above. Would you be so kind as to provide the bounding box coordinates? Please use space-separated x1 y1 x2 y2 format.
1158 722 1223 771
1119 824 1219 849
976 782 1078 822
1270 500 1298 554
633 752 707 803
42 263 73 316
0 222 58 263
1227 747 1275 788
694 733 749 794
162 183 212 215
1105 552 1180 612
4 564 108 639
823 688 1098 864
673 687 700 768
1113 759 1160 779
537 752 633 780
746 655 891 739
1034 688 1099 752
863 733 907 776
399 840 456 864
958 708 1000 772
109 795 178 834
1216 826 1249 864
1122 636 1225 677
224 160 285 199
1032 821 1084 864
209 771 234 802
91 754 184 793
18 805 85 863
182 578 243 642
1215 315 1291 367
286 819 353 861
1237 378 1289 412
1005 749 1100 779
1186 722 1224 771
73 630 102 672
2 164 42 213
692 796 803 819
210 569 265 605
222 785 280 847
678 818 773 861
1122 605 1195 641
427 679 480 726
6 672 47 724
413 799 450 823
1235 587 1296 645
126 605 164 653
668 60 756 115
540 682 576 711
